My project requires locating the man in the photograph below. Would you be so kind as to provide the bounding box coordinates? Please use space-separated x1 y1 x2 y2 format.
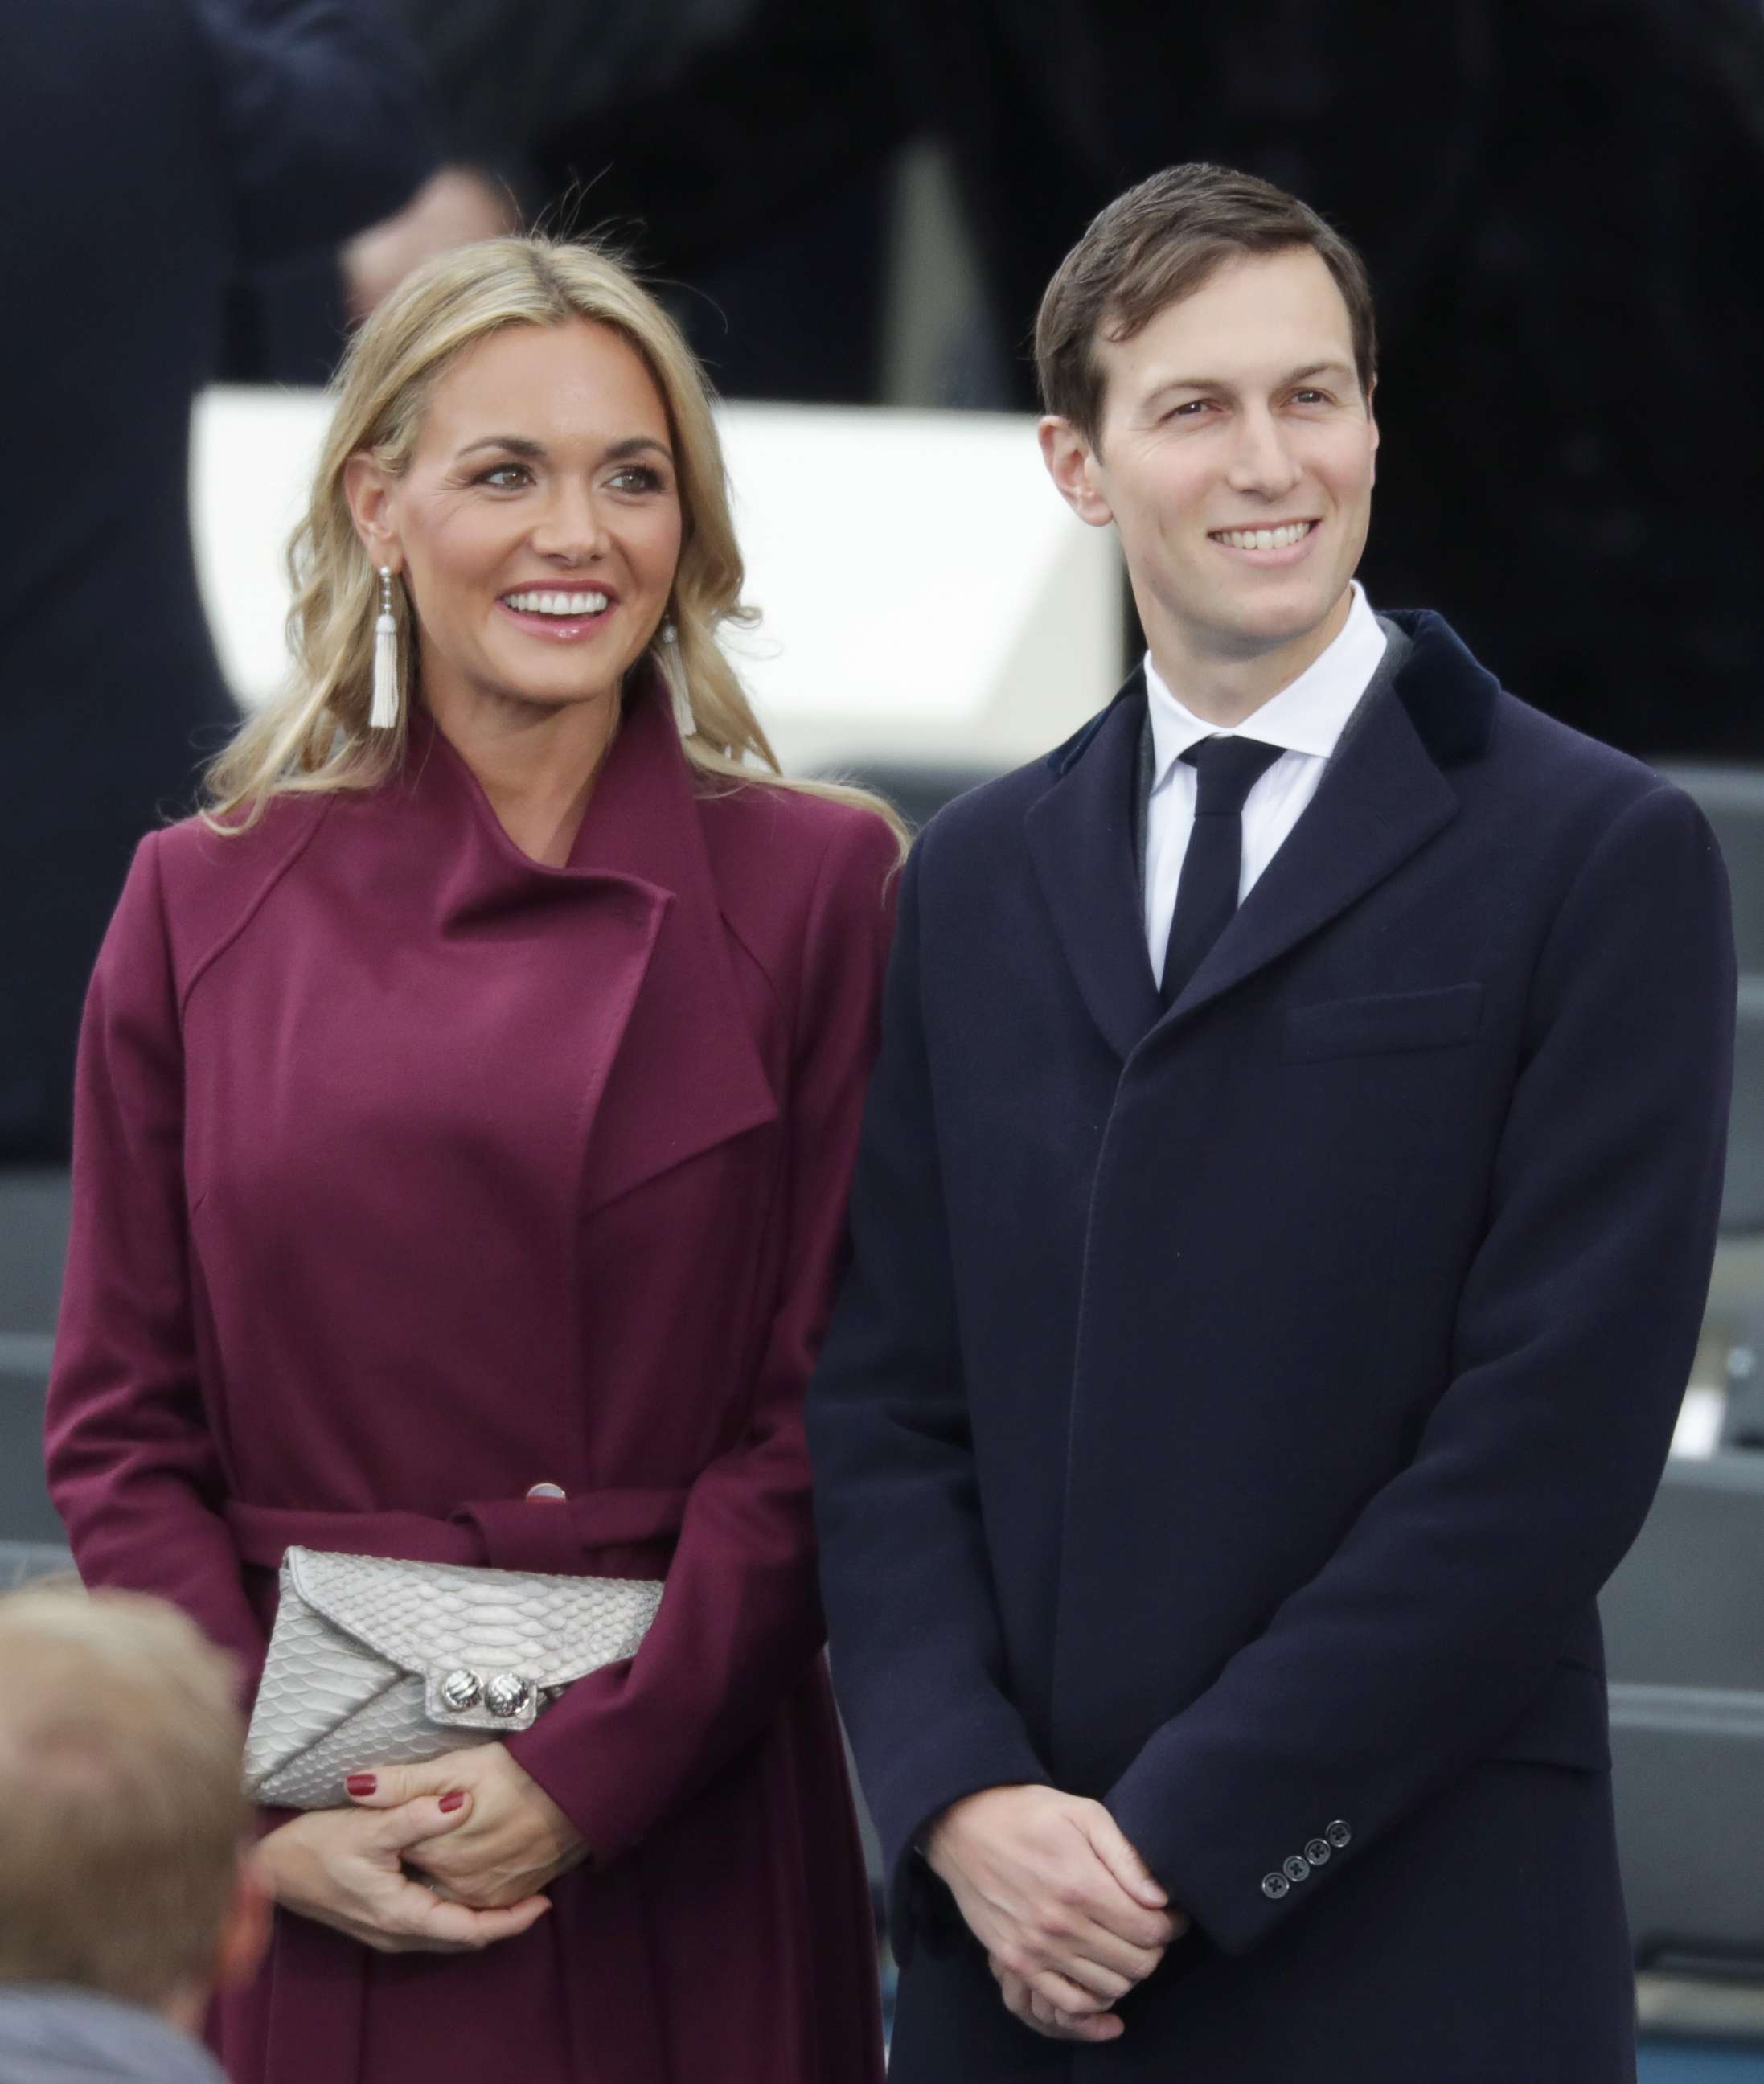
0 1584 270 2082
0 0 435 1160
808 164 1735 2079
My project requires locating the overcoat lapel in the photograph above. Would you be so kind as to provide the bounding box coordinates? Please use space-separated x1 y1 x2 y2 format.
563 681 781 1208
1025 674 1162 1060
1028 616 1488 1054
412 679 778 1215
1158 677 1460 1032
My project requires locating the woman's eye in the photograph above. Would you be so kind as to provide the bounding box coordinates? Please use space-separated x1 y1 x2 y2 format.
478 463 531 489
608 466 664 493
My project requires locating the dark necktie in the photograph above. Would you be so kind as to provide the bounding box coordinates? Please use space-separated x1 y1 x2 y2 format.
1159 736 1284 1007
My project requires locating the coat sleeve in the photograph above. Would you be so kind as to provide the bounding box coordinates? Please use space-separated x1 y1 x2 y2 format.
806 839 1052 1960
503 812 899 1857
43 834 268 1693
1106 782 1735 1955
187 0 438 266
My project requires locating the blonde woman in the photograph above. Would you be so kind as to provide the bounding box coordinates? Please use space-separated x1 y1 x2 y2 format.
45 237 899 2084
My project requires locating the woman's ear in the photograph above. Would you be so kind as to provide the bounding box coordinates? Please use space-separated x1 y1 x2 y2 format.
342 453 401 569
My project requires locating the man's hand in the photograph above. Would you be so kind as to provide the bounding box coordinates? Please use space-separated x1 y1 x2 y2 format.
344 1745 588 1909
258 1795 551 1953
341 167 520 323
925 1784 1184 2029
991 1954 1123 2043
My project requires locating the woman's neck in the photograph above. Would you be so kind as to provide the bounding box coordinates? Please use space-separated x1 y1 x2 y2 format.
424 679 623 866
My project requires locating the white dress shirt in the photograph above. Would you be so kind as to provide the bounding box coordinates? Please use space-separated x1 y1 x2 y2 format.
1142 583 1389 966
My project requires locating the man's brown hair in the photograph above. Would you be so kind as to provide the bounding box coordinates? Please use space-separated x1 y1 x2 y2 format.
0 1585 247 2008
1034 163 1377 448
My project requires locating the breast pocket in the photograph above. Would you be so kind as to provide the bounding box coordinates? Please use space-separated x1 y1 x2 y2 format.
1282 982 1483 1063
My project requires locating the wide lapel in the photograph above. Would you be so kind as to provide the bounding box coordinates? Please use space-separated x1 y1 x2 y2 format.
1026 674 1163 1060
1156 644 1462 1033
564 679 780 1208
411 682 778 1214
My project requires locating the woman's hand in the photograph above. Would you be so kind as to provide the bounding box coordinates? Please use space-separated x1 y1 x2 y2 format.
258 1794 552 1953
345 1745 589 1910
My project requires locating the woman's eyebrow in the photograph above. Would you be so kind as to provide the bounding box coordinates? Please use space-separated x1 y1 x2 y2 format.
453 434 544 461
450 434 674 463
603 436 674 464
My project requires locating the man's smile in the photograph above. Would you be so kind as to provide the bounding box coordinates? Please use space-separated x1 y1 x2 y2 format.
1206 518 1322 567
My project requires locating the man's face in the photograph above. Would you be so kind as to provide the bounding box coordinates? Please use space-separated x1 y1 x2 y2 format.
1043 248 1378 678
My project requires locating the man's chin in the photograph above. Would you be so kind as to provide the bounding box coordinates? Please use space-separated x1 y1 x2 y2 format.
1208 576 1352 658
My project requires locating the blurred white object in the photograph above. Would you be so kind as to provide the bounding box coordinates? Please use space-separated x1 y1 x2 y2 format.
190 388 1123 775
1671 1383 1726 1459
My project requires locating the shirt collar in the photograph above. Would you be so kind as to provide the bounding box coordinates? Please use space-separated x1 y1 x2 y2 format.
1145 581 1389 790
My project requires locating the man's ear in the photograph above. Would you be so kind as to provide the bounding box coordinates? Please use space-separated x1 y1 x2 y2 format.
212 1849 272 1994
342 452 402 570
1038 416 1114 529
1364 376 1380 485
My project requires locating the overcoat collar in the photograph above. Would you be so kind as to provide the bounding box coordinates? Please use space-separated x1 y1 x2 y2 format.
1026 610 1498 1060
402 675 778 1206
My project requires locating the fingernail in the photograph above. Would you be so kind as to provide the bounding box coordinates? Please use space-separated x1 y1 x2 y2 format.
345 1774 376 1797
439 1791 466 1813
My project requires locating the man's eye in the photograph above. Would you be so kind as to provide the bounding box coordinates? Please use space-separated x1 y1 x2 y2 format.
1167 400 1211 420
1291 390 1331 407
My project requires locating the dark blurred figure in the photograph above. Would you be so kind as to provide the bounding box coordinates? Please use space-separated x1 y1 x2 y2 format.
174 1 1764 762
874 0 1764 758
0 1583 265 2083
0 0 437 1163
368 0 903 403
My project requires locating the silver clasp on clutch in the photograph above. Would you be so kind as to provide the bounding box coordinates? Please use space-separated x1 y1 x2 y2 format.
427 1666 542 1730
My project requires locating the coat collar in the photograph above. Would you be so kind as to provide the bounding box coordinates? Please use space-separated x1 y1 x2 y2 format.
403 675 779 1207
1028 671 1162 1060
1028 610 1497 1060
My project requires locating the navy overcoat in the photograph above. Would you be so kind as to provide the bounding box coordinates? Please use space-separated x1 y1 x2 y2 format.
808 612 1736 2082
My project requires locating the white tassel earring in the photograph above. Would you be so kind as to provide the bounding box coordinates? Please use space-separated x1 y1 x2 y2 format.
662 619 694 739
369 566 400 731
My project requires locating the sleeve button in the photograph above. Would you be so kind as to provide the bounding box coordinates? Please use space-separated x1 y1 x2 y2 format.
1261 1872 1290 1901
1282 1855 1311 1884
1325 1819 1352 1850
1304 1838 1331 1866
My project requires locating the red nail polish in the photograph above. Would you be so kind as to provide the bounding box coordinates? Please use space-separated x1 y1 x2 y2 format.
439 1791 466 1813
345 1774 376 1797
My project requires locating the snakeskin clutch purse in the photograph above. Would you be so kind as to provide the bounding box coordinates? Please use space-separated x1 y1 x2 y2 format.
243 1546 664 1809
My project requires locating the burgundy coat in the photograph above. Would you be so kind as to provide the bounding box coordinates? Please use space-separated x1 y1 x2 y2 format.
44 683 895 2084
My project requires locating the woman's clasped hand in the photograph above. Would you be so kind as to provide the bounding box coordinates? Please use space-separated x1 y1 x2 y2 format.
257 1743 585 1953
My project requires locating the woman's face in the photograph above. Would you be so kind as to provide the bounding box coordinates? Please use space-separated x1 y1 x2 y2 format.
352 318 685 719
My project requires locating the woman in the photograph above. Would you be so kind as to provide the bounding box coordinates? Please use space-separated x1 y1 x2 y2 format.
44 236 900 2084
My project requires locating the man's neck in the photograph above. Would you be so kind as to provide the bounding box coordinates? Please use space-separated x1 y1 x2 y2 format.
1145 586 1355 729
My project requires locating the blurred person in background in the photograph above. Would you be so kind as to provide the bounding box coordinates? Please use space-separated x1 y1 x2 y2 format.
872 0 1764 760
0 1583 269 2084
43 235 897 2084
0 0 436 1164
354 0 1764 761
235 0 902 399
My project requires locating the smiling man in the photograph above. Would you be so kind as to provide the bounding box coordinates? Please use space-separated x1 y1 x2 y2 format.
809 165 1737 2081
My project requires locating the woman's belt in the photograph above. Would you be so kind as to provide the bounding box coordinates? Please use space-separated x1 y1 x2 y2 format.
224 1487 691 1577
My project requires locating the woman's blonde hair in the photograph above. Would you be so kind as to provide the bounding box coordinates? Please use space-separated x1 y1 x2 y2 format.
204 235 903 846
